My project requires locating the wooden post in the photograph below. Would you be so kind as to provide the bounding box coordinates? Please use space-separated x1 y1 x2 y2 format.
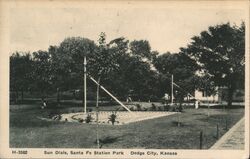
171 74 174 105
178 114 180 127
200 131 203 149
225 118 228 130
216 124 219 139
207 104 210 117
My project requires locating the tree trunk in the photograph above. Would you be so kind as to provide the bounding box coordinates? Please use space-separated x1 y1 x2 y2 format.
41 90 45 102
227 84 235 107
96 77 101 148
57 88 60 106
15 90 18 104
21 89 24 103
73 91 76 99
178 95 183 112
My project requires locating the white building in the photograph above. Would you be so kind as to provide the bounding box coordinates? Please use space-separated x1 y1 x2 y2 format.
194 87 244 103
194 88 220 103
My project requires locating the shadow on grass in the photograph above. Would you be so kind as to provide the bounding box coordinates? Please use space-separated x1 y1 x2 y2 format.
193 113 206 116
10 118 57 128
94 135 126 148
101 136 119 144
171 121 190 127
198 114 227 123
10 109 65 128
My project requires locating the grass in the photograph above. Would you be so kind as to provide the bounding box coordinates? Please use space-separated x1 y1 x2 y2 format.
10 103 244 149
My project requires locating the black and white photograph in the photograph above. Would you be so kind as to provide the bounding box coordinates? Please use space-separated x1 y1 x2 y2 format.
0 0 249 158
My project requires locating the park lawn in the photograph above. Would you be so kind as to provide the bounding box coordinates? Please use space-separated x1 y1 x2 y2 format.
10 104 244 149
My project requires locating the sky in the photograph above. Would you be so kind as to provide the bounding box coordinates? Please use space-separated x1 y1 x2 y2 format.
10 3 246 54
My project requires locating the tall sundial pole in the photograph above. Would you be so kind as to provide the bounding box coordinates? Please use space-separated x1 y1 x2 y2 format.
84 56 87 114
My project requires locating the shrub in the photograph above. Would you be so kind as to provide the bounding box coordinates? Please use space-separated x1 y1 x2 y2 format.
151 103 156 111
130 107 134 111
178 104 183 112
164 104 170 111
170 104 179 112
85 114 93 123
78 118 84 123
108 112 118 125
87 108 92 112
48 109 60 118
136 104 142 111
158 107 162 111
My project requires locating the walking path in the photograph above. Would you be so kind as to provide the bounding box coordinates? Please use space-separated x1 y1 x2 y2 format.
210 117 245 149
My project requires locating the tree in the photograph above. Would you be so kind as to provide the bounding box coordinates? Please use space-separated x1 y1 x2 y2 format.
90 32 120 148
126 56 152 100
108 54 157 101
101 37 130 98
153 52 198 101
104 39 160 101
51 37 97 106
130 40 157 61
32 50 53 101
10 52 33 103
108 37 129 59
194 73 217 98
48 45 61 104
181 22 245 106
58 37 96 88
88 32 119 79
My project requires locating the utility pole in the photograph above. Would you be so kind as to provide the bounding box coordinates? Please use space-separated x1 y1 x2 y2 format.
84 56 87 114
171 74 174 105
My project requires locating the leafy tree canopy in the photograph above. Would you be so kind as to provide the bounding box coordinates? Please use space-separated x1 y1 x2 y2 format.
181 22 245 106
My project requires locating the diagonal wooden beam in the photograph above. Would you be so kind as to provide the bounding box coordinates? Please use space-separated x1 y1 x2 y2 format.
88 75 135 116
